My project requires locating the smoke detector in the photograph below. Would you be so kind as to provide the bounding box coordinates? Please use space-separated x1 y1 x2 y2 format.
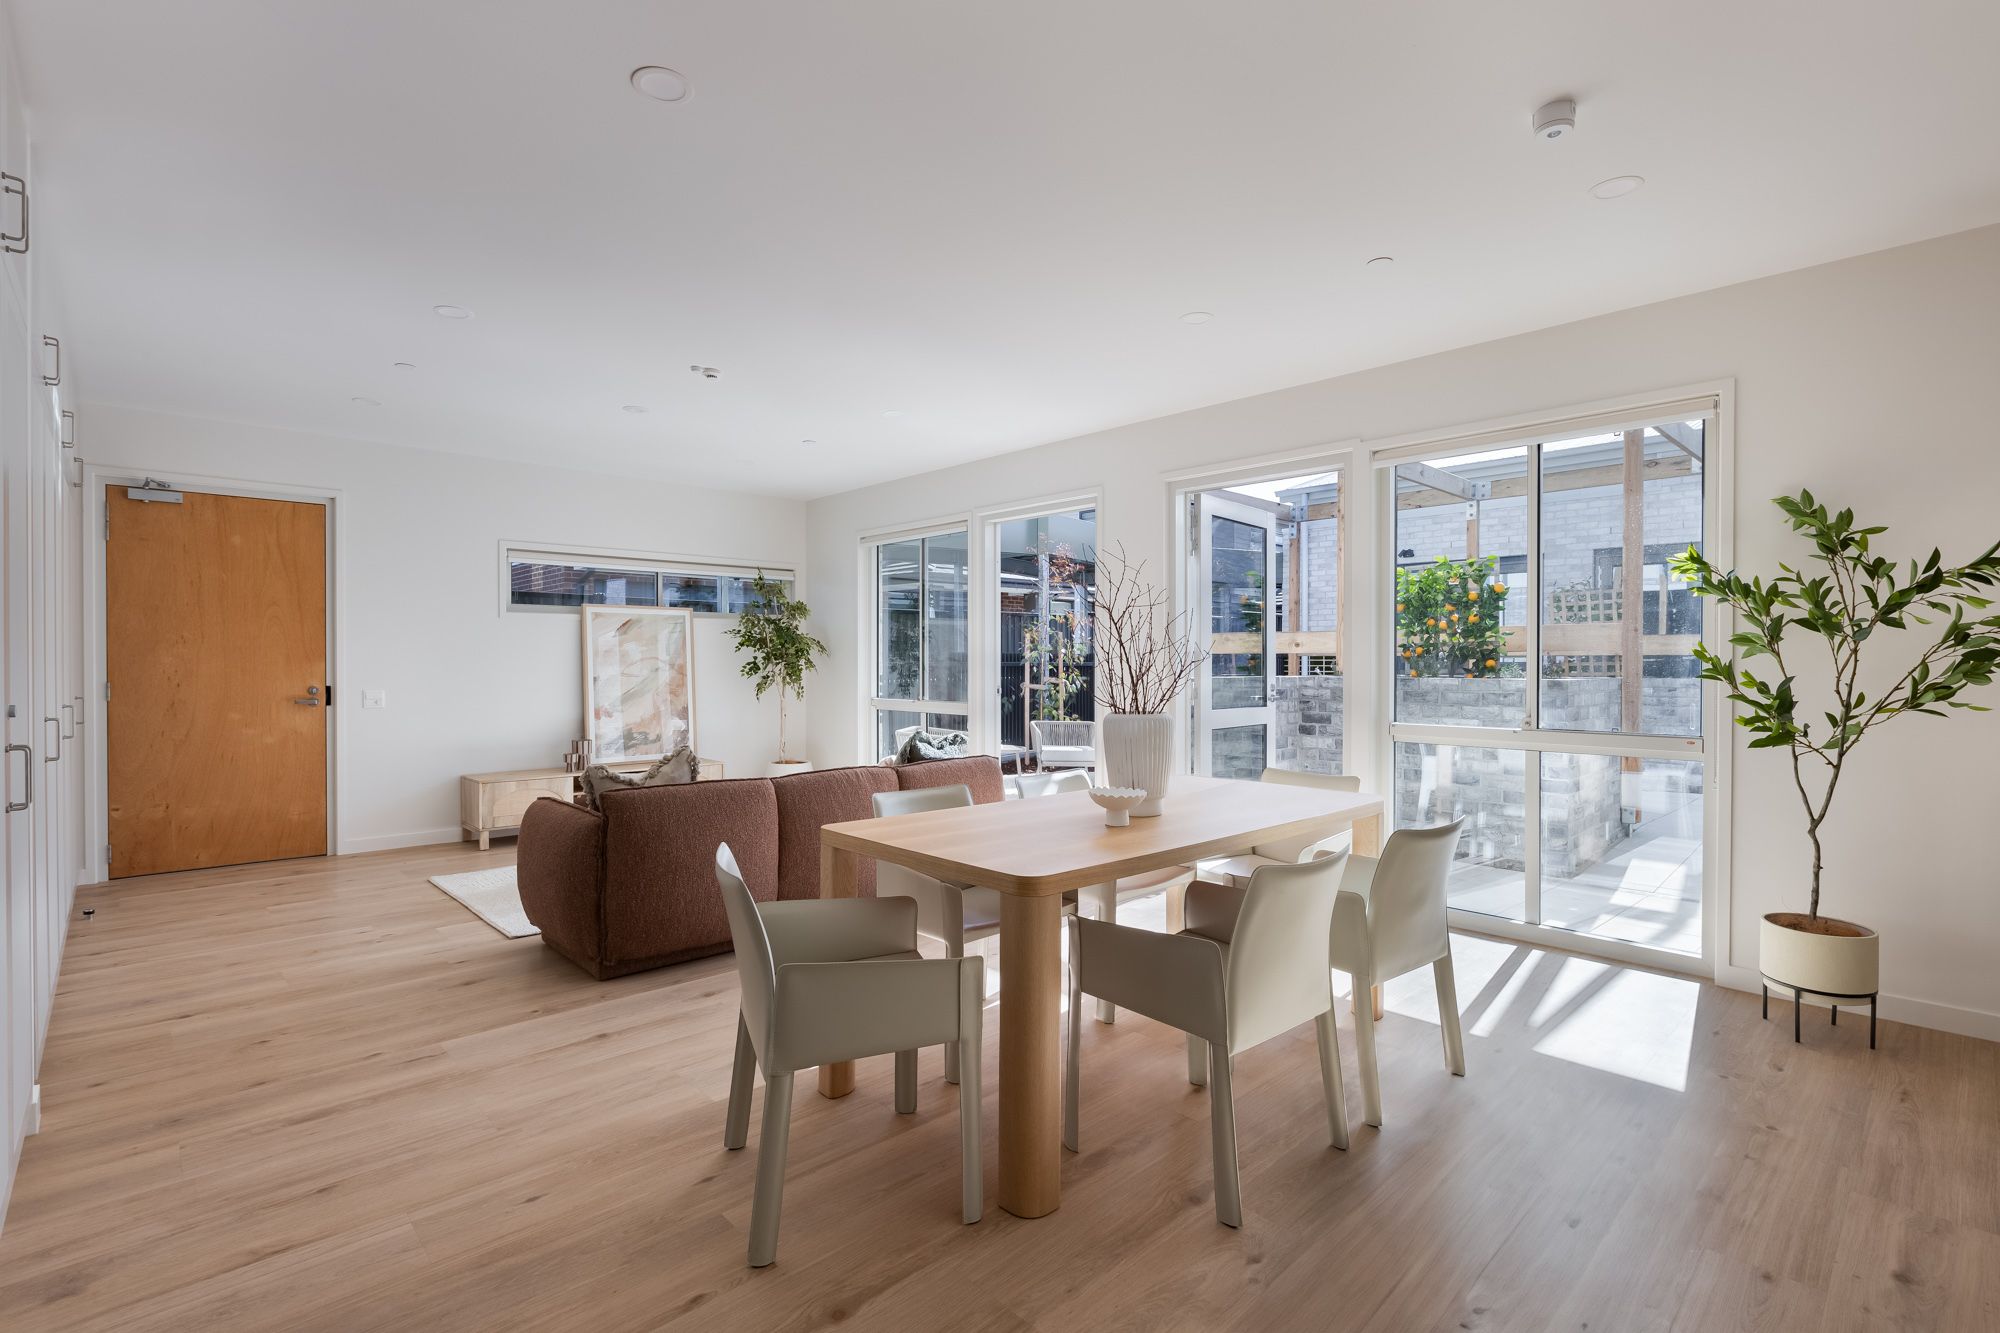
1532 98 1577 141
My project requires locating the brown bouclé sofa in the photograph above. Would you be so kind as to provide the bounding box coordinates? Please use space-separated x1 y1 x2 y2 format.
517 756 1004 979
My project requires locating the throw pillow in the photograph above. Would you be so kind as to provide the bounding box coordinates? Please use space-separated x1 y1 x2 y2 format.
579 745 701 810
896 729 970 764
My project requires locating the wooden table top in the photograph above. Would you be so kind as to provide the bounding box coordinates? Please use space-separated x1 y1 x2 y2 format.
820 775 1383 897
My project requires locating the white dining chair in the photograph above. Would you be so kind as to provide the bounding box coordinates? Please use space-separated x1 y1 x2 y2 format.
715 844 984 1267
874 782 1079 1082
1197 770 1362 887
1332 817 1467 1126
1064 853 1352 1227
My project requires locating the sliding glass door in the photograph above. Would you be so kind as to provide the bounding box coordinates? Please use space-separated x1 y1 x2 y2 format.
1388 413 1711 960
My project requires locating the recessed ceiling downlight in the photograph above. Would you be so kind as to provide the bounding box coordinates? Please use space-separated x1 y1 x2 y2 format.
1590 175 1644 200
1365 256 1395 269
393 361 416 370
1179 311 1212 324
350 396 381 407
432 304 473 319
631 66 691 103
622 405 647 414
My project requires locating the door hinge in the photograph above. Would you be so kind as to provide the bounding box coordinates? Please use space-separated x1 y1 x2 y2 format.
104 497 110 539
103 681 111 701
324 685 333 708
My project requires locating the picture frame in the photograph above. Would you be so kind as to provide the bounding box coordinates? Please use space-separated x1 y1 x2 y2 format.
580 605 696 762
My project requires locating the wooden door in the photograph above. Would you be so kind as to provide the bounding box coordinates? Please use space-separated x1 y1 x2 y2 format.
106 487 327 877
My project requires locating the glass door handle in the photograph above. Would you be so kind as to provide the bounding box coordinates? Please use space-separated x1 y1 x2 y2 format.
5 742 30 811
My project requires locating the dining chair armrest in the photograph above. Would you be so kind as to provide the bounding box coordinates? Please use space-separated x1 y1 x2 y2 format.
758 897 919 964
1072 917 1226 1044
1183 879 1248 943
770 956 982 1072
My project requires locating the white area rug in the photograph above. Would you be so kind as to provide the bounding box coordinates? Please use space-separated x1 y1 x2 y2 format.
429 866 539 939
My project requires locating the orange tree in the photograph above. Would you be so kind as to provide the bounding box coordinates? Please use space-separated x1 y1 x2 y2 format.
1396 555 1510 676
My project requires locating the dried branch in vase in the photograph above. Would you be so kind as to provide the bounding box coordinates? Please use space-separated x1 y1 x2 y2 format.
1094 543 1207 714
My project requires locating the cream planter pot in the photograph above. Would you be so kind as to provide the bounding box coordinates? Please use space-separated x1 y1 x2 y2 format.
1759 911 1880 999
1101 713 1173 816
767 760 814 778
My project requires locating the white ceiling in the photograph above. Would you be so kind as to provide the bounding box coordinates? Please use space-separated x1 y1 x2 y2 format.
14 2 2000 499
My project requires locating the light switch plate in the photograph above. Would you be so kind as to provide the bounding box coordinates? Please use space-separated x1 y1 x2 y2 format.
362 690 387 709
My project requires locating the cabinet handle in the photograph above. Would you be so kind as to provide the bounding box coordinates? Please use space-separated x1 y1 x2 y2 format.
5 742 29 811
1 171 25 255
60 704 74 739
73 695 84 730
61 410 74 448
45 716 59 763
41 335 59 387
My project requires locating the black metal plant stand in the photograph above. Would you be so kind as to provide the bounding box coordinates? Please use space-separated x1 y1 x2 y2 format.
1762 976 1877 1049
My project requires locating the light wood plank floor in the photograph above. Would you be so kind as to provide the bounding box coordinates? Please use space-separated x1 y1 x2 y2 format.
1 843 1995 1332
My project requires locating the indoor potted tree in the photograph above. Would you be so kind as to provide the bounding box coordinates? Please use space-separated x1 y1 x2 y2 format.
727 573 830 777
1094 544 1206 815
1673 492 1999 1038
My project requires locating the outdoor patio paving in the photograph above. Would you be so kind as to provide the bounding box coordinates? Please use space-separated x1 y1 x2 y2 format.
1445 778 1703 956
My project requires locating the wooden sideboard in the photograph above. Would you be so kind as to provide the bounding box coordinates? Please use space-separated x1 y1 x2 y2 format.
459 760 725 850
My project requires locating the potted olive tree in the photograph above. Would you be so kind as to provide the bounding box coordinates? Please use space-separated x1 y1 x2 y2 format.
727 573 829 777
1094 544 1206 815
1673 492 1999 1040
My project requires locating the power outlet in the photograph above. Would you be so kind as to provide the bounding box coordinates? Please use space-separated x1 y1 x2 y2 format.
362 690 387 710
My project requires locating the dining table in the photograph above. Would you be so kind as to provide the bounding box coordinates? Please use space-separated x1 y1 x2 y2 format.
815 773 1385 1219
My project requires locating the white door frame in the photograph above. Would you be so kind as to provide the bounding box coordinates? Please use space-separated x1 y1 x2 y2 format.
80 464 344 884
1190 489 1279 776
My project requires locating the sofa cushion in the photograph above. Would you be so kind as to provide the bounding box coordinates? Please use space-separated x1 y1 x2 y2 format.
772 765 900 901
895 754 1005 805
599 776 780 965
578 745 699 811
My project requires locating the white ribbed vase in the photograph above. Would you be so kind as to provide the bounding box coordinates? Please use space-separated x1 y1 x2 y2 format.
1101 713 1173 817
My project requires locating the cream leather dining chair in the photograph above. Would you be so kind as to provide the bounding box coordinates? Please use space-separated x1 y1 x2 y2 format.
1064 853 1352 1228
1330 817 1467 1126
715 844 985 1267
1197 769 1362 886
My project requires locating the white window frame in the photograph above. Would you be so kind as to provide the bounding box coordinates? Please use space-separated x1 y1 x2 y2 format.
498 541 795 616
862 521 973 758
1371 385 1735 976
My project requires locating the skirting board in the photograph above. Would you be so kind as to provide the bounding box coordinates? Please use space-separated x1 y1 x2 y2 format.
337 826 466 856
1714 962 2000 1043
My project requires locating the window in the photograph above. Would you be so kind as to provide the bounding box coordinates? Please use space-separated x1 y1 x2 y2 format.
997 510 1096 751
506 549 792 613
870 529 969 756
1188 470 1344 780
1386 409 1712 959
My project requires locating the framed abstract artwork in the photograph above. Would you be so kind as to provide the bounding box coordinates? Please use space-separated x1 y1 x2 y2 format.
581 605 696 762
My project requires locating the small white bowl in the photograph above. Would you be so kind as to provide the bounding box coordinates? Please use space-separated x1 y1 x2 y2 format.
1088 786 1148 827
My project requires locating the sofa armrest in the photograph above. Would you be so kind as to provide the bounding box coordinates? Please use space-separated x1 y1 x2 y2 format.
517 796 607 975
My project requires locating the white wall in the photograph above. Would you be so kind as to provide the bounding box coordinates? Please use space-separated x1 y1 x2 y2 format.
803 223 2000 1040
79 406 809 857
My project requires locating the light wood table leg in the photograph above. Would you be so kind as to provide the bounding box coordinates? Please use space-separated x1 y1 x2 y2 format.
998 890 1062 1218
817 843 860 1099
1350 813 1385 1020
